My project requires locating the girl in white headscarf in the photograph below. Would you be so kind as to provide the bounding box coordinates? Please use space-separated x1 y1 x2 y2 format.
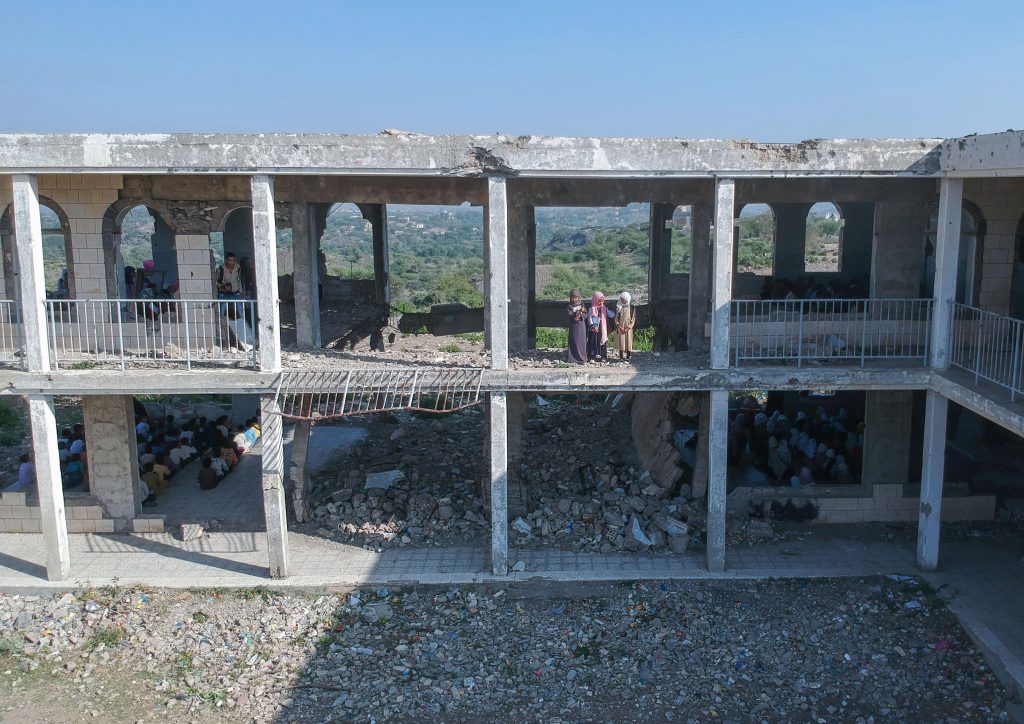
614 291 635 360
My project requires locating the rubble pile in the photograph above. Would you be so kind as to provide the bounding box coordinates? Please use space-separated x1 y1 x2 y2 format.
0 580 1012 721
304 410 488 550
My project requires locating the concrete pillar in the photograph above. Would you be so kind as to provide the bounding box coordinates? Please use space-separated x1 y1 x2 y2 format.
649 203 673 305
771 203 812 279
918 391 948 571
367 204 390 306
27 395 70 580
930 179 964 369
251 175 281 372
83 395 141 527
861 391 913 486
288 420 312 523
687 201 713 352
505 392 529 517
690 392 710 499
230 394 259 425
507 200 535 353
12 175 50 372
706 389 728 573
291 202 322 348
711 179 736 369
486 176 509 370
870 201 929 298
489 391 508 575
260 395 289 578
838 202 874 283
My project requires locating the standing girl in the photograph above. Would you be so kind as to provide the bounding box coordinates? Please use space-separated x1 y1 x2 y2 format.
587 291 610 361
567 289 587 365
614 291 635 360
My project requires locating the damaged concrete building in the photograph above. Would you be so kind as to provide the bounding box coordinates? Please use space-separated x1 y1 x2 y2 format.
0 130 1022 582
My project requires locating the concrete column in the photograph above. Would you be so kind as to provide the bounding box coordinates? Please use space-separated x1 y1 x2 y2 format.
507 200 535 353
838 202 874 282
489 391 508 575
260 395 289 578
870 201 929 298
83 395 141 527
12 175 50 372
251 175 281 372
505 392 529 518
917 391 948 571
930 179 964 369
291 202 322 348
288 420 312 523
690 392 711 499
367 204 390 306
486 176 509 370
648 203 673 306
27 395 70 580
711 179 736 369
706 389 728 573
861 391 913 486
771 203 812 279
687 201 713 352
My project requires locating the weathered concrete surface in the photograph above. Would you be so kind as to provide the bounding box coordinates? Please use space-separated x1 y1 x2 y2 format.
687 201 712 352
291 202 322 348
83 395 141 526
870 200 933 298
488 392 508 575
251 175 282 371
486 176 509 370
932 370 1024 438
0 365 936 396
710 179 735 369
11 176 49 372
507 200 535 353
288 420 312 523
940 131 1024 176
0 133 952 177
930 179 964 369
27 395 70 580
861 391 913 486
918 391 948 571
260 395 289 578
771 203 812 279
706 389 728 573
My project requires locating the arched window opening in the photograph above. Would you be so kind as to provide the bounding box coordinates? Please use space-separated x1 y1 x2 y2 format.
736 204 775 276
0 198 74 299
118 205 177 297
804 202 843 273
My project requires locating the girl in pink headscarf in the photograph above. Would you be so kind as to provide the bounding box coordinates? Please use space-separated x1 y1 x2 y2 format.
587 291 612 361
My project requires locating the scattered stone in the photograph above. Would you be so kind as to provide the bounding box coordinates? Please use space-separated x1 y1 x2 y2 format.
178 523 203 541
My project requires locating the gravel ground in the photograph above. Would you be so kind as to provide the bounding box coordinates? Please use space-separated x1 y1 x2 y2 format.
0 577 1013 722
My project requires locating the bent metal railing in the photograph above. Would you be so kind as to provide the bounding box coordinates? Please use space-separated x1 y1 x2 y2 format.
949 303 1024 402
276 368 484 420
731 298 933 367
44 298 258 369
0 299 24 369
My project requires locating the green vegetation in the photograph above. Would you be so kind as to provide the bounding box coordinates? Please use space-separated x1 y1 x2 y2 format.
805 214 843 270
440 343 462 353
0 399 26 447
88 626 126 650
535 327 569 348
737 211 775 274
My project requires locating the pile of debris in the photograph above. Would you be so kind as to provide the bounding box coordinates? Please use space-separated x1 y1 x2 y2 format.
304 410 488 550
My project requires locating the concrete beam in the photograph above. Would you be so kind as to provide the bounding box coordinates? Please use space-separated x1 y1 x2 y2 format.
0 133 950 178
706 389 728 573
291 202 321 348
489 391 508 575
0 365 937 397
12 175 50 372
486 176 509 370
27 394 70 580
251 175 281 371
931 371 1024 438
711 179 735 369
260 395 289 578
917 391 947 571
930 178 963 369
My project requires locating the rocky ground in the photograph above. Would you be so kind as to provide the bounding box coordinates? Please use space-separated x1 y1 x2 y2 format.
0 577 1014 722
298 397 809 556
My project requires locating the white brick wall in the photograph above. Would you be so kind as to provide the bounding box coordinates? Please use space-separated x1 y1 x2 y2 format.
176 234 214 299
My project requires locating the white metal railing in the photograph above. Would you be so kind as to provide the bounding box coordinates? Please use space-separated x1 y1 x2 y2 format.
44 298 258 369
0 299 23 368
731 298 933 367
949 303 1024 401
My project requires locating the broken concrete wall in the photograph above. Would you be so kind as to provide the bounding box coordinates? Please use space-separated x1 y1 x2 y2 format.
631 393 699 491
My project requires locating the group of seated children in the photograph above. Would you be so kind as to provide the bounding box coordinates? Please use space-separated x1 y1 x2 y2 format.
136 412 261 505
58 424 88 490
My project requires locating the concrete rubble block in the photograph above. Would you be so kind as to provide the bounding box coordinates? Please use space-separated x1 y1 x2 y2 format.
179 523 204 541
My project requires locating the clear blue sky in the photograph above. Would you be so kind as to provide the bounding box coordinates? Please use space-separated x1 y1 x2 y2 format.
3 0 1021 140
